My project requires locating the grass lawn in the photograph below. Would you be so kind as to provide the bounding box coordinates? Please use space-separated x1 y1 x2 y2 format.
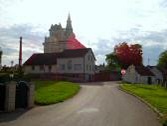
34 80 80 105
120 84 167 114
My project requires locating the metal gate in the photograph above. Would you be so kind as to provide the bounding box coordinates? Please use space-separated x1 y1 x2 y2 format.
15 81 28 108
0 83 6 111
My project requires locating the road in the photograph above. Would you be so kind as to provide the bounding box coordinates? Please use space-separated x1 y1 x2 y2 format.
0 81 161 126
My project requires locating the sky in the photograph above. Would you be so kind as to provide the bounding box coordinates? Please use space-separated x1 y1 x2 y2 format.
0 0 167 66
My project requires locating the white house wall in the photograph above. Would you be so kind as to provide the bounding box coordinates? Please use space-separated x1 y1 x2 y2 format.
123 69 138 83
24 50 96 76
57 57 84 73
84 50 95 74
123 65 156 84
24 65 58 74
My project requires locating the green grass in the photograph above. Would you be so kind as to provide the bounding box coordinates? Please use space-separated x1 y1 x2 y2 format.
120 84 167 114
34 80 80 105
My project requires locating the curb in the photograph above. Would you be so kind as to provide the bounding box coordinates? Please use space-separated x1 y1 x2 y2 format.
118 85 163 118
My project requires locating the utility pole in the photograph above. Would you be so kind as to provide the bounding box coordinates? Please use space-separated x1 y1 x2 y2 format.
0 47 2 70
19 36 22 67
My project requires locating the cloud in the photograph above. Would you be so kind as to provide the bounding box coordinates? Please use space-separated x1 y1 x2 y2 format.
1 23 167 67
91 27 167 66
120 29 167 65
159 0 167 8
0 24 46 66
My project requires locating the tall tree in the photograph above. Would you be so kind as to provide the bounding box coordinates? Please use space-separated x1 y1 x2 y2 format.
106 42 143 69
114 42 143 68
158 50 167 69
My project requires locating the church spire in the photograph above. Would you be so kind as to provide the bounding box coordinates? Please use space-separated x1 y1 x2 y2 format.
66 13 73 38
67 13 71 22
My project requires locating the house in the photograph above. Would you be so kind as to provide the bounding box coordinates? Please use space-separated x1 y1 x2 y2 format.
147 66 163 84
122 65 156 84
156 67 167 86
95 64 106 73
23 48 95 82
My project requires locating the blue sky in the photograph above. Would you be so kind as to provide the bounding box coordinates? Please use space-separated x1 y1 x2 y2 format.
0 0 167 66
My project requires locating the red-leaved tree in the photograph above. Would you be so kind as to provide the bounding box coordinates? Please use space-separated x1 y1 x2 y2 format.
114 42 143 68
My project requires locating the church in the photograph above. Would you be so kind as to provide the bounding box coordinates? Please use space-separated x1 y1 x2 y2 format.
24 14 96 82
43 14 86 53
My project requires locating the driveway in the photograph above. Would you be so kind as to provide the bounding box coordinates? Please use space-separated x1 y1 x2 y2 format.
0 81 161 126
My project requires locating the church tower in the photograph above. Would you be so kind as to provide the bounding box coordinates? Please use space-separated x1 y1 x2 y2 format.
65 14 73 38
43 14 85 53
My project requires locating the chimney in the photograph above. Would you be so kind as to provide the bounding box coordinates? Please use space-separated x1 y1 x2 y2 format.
0 47 2 68
19 37 22 66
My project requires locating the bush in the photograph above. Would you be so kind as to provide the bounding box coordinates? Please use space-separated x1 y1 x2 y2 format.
0 73 10 83
163 120 167 126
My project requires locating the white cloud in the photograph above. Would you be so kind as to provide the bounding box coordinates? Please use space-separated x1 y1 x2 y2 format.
0 24 44 65
0 0 167 66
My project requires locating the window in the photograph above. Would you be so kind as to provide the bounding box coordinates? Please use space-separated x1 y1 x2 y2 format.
60 64 65 70
67 60 72 70
74 64 82 70
89 65 91 71
48 65 52 72
32 66 35 70
88 55 91 61
86 65 89 71
40 65 44 71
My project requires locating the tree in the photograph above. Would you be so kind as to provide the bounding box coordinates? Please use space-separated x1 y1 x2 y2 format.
114 42 143 68
106 52 121 71
157 50 167 69
106 42 143 69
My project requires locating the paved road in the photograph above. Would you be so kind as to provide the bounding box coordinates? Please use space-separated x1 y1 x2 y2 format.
0 82 161 126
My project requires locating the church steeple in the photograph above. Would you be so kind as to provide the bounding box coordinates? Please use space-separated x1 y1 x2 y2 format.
66 13 73 38
67 13 71 22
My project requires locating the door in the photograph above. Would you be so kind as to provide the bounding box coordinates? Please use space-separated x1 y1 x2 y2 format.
15 81 28 108
0 84 5 111
147 77 152 84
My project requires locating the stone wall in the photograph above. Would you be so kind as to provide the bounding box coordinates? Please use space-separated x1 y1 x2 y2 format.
3 81 35 112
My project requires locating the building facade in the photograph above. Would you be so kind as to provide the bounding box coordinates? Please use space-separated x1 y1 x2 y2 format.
24 48 95 82
123 65 156 84
147 66 163 84
24 15 96 81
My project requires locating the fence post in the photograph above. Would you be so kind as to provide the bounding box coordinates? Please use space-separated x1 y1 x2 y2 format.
5 81 16 112
27 82 35 108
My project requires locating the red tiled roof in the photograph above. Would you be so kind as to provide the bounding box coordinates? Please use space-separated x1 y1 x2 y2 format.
24 48 93 65
24 53 58 65
135 66 155 76
60 48 91 58
67 34 86 49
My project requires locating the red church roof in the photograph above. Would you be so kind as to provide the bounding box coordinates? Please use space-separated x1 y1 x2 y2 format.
67 34 86 49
